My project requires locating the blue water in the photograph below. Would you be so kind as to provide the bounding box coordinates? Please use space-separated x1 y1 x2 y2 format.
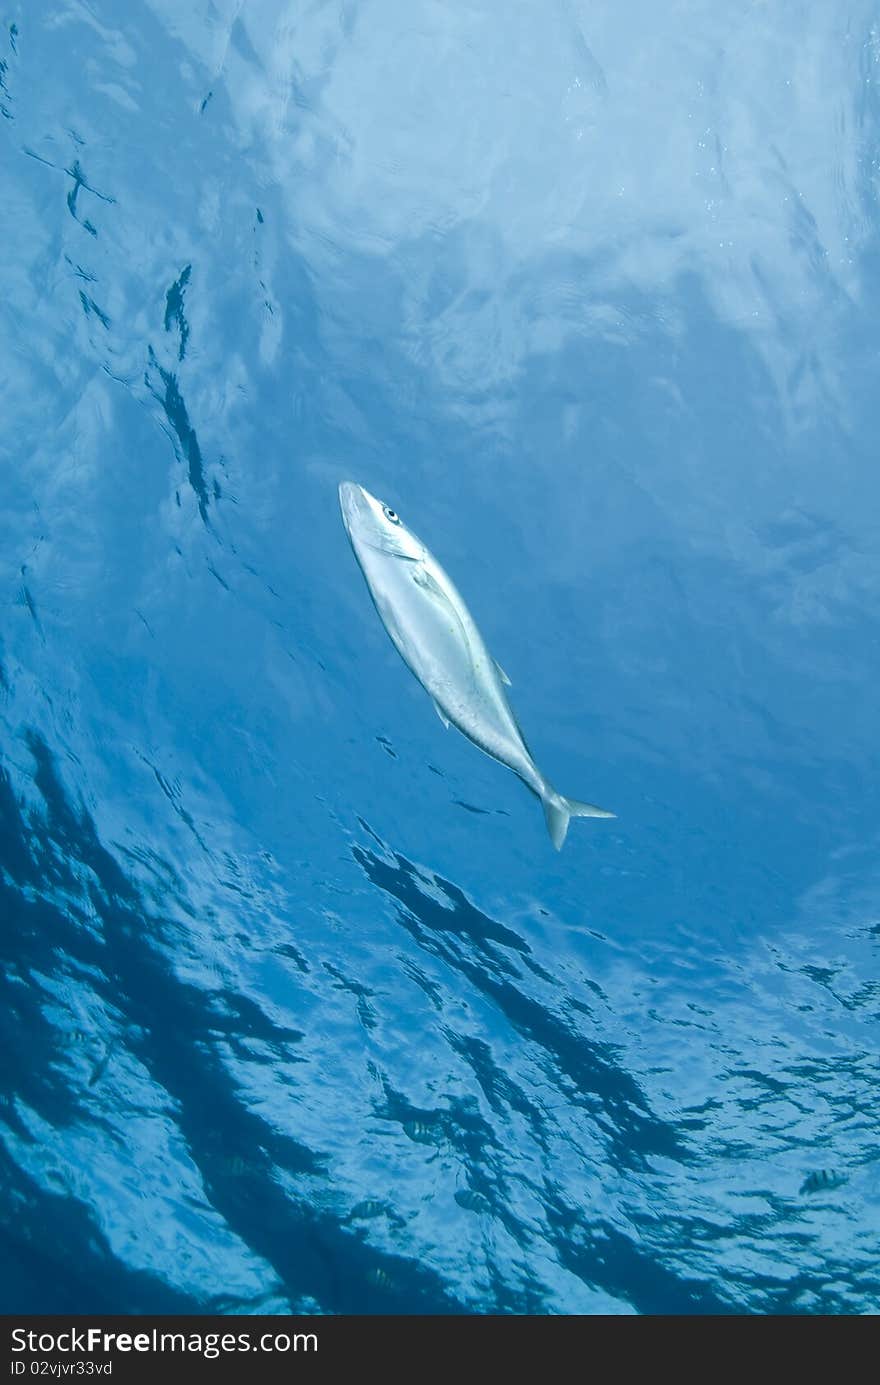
2 2 879 1316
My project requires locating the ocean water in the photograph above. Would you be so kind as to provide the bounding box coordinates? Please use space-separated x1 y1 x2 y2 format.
2 0 879 1316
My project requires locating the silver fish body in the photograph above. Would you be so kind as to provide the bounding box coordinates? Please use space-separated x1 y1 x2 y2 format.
339 482 614 848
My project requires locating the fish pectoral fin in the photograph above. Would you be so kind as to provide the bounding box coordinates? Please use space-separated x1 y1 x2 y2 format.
412 566 447 598
411 563 476 662
432 698 450 729
494 659 512 686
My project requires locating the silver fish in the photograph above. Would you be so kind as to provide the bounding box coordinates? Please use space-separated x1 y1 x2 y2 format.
339 482 615 849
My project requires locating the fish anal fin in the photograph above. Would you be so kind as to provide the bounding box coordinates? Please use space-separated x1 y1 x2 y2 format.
432 698 450 729
494 659 512 686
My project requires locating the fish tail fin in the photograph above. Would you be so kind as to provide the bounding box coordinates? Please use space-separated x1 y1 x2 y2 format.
542 790 616 851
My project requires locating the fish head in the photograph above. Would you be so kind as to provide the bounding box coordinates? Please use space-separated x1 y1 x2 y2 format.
338 482 424 561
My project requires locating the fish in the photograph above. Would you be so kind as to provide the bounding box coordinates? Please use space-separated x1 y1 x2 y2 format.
338 482 615 848
799 1169 847 1196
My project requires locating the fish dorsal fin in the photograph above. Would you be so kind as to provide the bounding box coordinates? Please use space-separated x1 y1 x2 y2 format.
432 698 450 729
494 659 511 686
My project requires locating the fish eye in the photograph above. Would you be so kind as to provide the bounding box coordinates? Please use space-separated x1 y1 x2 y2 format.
384 506 400 524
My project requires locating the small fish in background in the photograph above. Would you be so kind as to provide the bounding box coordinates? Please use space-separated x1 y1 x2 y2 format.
454 1188 491 1214
61 1027 109 1086
402 1118 438 1145
339 483 615 849
87 1041 114 1087
348 1199 387 1221
203 1150 264 1180
366 1266 394 1291
223 1155 263 1179
799 1169 847 1196
346 1199 407 1232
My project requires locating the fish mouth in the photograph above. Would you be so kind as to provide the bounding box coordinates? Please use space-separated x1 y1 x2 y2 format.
338 481 374 537
338 480 416 559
